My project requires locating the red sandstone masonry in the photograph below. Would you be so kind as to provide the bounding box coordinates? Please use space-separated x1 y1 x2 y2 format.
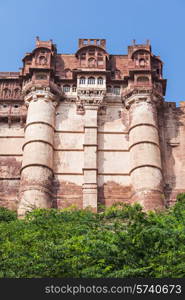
0 38 183 213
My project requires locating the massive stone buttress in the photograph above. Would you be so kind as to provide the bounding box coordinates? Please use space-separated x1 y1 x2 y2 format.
18 87 60 216
17 38 62 216
124 88 164 210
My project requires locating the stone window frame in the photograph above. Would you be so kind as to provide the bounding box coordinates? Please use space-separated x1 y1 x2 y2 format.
3 88 11 97
72 85 77 92
13 104 19 108
38 55 47 65
107 85 112 93
137 76 149 82
79 77 86 84
88 49 95 56
88 57 96 68
80 53 86 60
64 68 72 79
35 73 47 80
88 77 95 85
97 52 104 61
63 85 71 93
113 86 121 95
97 77 103 85
139 58 146 67
14 88 20 97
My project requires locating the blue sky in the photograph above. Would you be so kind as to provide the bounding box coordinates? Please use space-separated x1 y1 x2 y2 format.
0 0 184 104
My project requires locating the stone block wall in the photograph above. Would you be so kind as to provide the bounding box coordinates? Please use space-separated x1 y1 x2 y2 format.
0 38 184 215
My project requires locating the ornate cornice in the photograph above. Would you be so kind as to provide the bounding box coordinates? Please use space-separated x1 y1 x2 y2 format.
122 86 163 109
24 86 61 107
22 79 62 97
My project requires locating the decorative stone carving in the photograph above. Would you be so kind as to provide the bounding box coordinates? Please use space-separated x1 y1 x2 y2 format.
76 103 85 115
39 56 47 65
24 87 59 107
76 86 106 114
123 86 163 109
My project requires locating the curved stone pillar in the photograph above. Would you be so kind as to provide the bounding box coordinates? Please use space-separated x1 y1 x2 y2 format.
126 95 164 210
18 87 58 217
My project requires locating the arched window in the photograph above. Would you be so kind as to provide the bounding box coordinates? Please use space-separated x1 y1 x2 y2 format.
137 76 149 83
3 88 11 98
14 88 20 97
89 49 95 56
63 85 70 93
97 77 103 85
97 53 104 66
107 85 112 93
64 69 72 78
39 56 47 65
88 57 96 67
79 77 86 84
139 58 145 67
98 52 103 60
36 73 47 80
115 70 121 79
113 86 120 95
80 53 86 60
88 77 95 85
72 85 77 92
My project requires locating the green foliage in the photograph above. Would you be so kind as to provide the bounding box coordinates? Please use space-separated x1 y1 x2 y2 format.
0 207 17 223
0 195 185 278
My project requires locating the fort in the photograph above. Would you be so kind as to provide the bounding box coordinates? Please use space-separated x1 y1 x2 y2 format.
0 37 184 217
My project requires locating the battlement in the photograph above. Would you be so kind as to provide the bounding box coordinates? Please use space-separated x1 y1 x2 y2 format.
78 38 106 49
0 72 19 79
35 36 53 50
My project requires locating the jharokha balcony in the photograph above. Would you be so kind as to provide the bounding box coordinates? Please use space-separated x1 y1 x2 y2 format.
0 105 27 123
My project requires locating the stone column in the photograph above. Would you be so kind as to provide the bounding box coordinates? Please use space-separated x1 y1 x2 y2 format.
126 94 164 210
82 104 99 211
18 87 58 217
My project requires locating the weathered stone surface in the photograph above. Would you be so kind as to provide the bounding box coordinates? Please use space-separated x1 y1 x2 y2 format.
0 38 183 215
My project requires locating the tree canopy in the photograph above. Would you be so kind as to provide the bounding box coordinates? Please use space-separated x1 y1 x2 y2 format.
0 195 185 278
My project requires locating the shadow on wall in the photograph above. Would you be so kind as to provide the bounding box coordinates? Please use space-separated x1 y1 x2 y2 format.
159 102 184 206
97 106 132 206
52 179 83 209
98 181 132 207
0 157 21 210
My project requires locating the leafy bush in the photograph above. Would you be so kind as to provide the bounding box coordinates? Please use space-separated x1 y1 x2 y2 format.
0 195 185 278
0 207 17 223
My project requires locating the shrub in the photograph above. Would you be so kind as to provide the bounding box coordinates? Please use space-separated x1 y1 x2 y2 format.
0 195 185 278
0 207 17 223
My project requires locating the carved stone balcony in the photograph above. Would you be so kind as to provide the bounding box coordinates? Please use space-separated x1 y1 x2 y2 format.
122 83 163 100
77 87 106 100
0 106 27 124
127 61 151 71
22 79 63 98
